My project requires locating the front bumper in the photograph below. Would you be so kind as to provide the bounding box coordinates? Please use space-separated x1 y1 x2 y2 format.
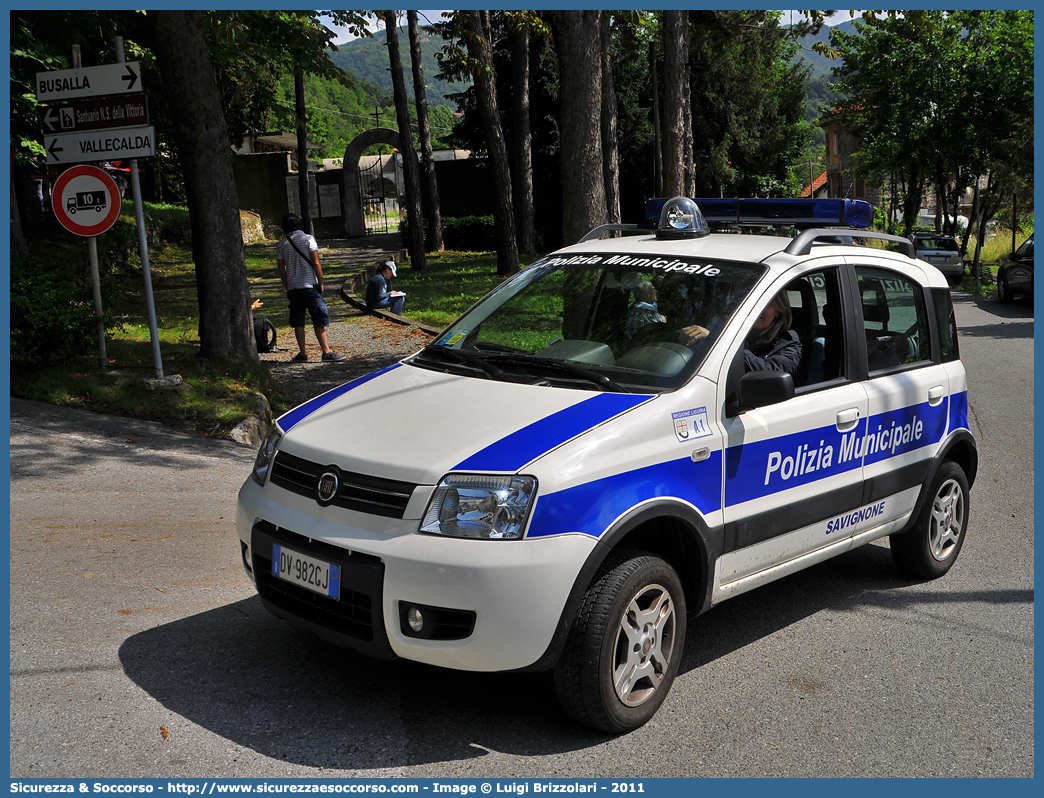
236 477 598 672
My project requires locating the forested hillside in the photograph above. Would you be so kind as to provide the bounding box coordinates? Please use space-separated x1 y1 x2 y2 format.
329 24 469 108
790 19 859 137
266 26 463 161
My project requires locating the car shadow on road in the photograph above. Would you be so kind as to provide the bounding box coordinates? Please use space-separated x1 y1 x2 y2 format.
117 543 1032 770
949 292 1034 340
678 542 1031 675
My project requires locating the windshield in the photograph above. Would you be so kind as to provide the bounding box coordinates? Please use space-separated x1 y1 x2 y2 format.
411 250 765 392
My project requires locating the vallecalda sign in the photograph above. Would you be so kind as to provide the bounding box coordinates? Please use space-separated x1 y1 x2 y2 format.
44 126 155 166
51 164 123 237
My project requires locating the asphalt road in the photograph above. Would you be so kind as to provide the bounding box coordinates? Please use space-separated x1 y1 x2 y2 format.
8 291 1033 779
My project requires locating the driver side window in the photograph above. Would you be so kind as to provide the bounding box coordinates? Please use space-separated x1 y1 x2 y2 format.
855 266 931 374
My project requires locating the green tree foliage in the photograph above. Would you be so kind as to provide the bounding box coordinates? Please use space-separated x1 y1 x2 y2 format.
433 11 563 247
831 10 1033 236
688 11 809 197
267 71 457 160
10 244 122 369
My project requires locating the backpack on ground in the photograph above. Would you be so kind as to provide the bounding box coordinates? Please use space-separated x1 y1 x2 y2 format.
254 315 278 353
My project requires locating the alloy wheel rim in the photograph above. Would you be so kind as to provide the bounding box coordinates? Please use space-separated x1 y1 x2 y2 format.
612 583 676 707
929 478 965 561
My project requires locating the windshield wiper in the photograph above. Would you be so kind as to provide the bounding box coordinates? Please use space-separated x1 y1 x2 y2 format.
416 344 506 380
484 353 629 393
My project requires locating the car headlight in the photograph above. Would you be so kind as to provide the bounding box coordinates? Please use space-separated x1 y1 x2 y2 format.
251 427 283 486
421 474 537 540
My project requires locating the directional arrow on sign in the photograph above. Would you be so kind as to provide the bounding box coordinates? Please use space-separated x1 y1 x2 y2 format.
121 64 138 91
48 138 64 161
43 107 59 133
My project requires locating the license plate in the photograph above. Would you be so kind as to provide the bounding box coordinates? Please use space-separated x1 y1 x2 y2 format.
272 544 340 600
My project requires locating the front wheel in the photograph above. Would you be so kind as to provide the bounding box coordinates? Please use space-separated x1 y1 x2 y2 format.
890 461 969 579
554 551 686 733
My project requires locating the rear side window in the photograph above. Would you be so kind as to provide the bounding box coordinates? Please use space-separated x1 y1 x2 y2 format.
855 266 931 373
931 288 960 362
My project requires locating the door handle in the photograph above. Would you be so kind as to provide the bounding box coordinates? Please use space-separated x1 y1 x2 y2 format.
928 385 945 406
836 408 860 431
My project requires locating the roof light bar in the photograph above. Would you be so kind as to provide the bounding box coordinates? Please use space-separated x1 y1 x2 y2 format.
645 197 875 229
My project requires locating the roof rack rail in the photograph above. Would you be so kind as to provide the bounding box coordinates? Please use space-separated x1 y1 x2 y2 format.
578 223 652 243
786 228 914 258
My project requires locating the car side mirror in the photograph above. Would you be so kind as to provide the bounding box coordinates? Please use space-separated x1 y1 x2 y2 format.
735 371 795 412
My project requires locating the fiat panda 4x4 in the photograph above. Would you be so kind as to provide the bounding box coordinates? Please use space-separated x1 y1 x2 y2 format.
237 197 977 733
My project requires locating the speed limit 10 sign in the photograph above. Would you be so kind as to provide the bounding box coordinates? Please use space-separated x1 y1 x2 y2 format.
51 164 123 236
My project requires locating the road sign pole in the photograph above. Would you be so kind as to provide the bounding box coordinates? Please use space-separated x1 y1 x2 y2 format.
72 44 107 373
117 36 163 379
87 236 108 371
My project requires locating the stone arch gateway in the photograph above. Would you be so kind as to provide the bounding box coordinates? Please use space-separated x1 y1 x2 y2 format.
342 127 400 237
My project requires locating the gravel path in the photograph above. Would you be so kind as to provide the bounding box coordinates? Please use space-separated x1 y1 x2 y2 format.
252 234 436 410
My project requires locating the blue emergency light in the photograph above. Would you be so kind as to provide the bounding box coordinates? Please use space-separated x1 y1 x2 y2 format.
645 197 875 230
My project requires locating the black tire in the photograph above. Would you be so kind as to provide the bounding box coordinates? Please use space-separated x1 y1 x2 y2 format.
553 551 686 733
890 461 969 579
998 273 1013 304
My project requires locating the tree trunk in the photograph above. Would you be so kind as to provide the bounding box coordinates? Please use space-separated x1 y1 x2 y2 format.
511 22 535 254
551 10 606 245
464 10 518 275
295 69 312 234
146 10 256 363
650 41 662 197
662 11 693 198
601 15 621 227
967 177 981 288
961 178 977 257
383 12 426 271
408 10 444 252
11 179 28 255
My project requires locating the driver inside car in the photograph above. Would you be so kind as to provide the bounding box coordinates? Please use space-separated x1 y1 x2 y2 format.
742 290 802 375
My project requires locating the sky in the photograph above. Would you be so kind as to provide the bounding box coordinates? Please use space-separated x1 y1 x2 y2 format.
323 10 450 45
324 10 862 45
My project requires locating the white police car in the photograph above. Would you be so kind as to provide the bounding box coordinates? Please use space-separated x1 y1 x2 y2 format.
237 197 977 733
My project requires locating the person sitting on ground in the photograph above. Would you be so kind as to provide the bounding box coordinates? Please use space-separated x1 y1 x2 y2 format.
366 261 406 315
276 213 345 363
742 290 802 375
625 280 666 338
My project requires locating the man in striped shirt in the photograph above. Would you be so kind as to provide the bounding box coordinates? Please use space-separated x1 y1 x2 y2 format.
276 214 345 363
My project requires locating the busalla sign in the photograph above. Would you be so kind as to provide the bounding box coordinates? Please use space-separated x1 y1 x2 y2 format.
36 62 142 102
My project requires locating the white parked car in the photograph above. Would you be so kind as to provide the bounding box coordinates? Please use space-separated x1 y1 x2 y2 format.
237 197 977 732
908 231 965 284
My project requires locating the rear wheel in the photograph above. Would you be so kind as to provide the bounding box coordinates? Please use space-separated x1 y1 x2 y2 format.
890 461 969 579
554 551 686 733
998 272 1013 303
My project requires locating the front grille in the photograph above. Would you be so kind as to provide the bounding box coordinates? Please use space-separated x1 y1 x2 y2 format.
252 522 387 649
269 451 415 518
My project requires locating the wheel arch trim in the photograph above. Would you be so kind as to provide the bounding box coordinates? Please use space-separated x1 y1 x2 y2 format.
894 429 977 537
514 498 720 673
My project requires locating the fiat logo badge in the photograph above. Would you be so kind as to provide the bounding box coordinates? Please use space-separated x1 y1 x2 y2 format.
317 471 339 503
